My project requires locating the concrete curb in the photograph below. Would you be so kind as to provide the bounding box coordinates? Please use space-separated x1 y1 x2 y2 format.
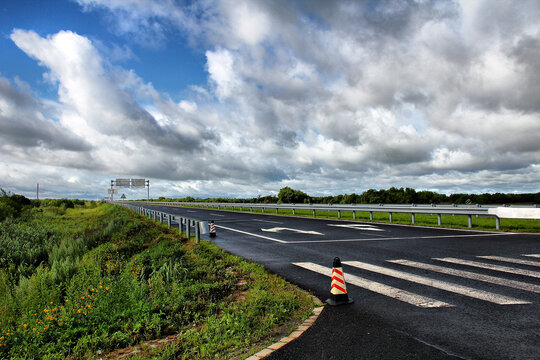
245 295 325 360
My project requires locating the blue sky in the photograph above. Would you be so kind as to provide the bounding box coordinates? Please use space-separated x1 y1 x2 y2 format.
0 0 539 200
0 0 207 100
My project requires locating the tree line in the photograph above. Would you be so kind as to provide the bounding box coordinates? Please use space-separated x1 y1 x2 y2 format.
153 187 539 205
0 189 87 222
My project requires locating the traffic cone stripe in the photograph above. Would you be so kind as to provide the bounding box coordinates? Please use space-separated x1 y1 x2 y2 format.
331 284 347 294
332 276 345 285
332 268 343 276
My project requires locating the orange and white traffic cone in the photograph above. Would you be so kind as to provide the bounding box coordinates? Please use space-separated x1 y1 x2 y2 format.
326 257 354 306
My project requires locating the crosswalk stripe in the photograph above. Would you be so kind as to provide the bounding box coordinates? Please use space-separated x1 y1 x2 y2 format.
435 257 540 279
293 262 452 308
389 259 540 294
477 256 540 268
524 254 540 259
344 261 530 305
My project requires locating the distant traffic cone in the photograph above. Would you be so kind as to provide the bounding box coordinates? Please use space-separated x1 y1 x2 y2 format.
326 257 354 306
209 220 216 238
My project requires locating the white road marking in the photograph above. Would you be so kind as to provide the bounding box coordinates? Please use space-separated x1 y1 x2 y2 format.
328 224 385 231
389 259 540 294
285 232 510 244
210 213 226 217
261 227 324 235
344 261 530 305
293 262 452 308
435 258 540 279
254 219 282 224
477 256 540 268
214 225 287 243
524 254 540 259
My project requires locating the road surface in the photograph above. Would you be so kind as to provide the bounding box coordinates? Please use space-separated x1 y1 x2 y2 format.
142 204 540 360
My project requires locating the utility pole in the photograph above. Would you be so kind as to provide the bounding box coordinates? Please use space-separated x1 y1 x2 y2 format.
110 180 114 201
37 183 39 200
146 180 150 200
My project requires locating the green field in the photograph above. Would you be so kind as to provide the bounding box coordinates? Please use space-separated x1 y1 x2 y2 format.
0 202 314 359
185 205 540 232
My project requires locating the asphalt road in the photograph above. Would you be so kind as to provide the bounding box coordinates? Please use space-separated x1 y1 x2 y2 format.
142 205 540 360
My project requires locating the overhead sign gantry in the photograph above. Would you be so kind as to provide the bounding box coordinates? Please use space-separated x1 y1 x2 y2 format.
109 178 149 200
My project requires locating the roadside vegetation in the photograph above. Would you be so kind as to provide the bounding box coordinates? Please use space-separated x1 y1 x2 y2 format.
0 190 314 359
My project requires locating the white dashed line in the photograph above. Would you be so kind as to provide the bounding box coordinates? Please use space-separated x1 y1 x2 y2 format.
344 261 530 305
293 262 452 308
389 259 540 293
477 256 540 268
435 258 540 279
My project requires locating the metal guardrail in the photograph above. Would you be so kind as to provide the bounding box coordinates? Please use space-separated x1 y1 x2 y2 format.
122 201 540 230
117 203 209 243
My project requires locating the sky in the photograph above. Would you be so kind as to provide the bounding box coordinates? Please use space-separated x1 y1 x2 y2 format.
0 0 539 200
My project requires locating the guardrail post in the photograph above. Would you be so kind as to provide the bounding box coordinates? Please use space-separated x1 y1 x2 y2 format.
313 209 316 217
186 219 191 240
495 217 500 230
250 207 253 212
369 211 373 221
437 214 442 226
293 208 296 215
353 210 356 220
389 212 393 223
468 215 472 228
195 221 200 243
179 217 184 234
411 213 415 225
167 214 171 229
338 210 341 219
276 208 279 214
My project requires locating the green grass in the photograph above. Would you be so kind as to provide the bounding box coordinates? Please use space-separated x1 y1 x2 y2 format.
182 205 540 232
0 203 315 359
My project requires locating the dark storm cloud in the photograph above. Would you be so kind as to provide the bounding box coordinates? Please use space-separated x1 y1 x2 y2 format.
0 77 92 152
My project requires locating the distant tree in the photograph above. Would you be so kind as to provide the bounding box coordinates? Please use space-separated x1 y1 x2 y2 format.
0 189 33 221
278 187 309 203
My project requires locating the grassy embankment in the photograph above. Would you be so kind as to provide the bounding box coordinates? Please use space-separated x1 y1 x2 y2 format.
183 205 540 232
0 202 314 359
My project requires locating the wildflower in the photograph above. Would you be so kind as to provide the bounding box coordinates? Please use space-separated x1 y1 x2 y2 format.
33 328 36 332
105 287 109 290
23 324 27 328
